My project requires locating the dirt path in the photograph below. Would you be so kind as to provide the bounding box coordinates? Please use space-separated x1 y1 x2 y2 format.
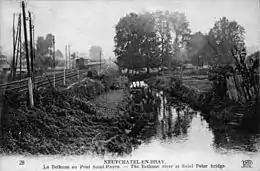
91 90 125 111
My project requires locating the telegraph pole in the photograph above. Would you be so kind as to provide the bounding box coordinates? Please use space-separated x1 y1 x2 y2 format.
68 44 71 70
22 1 30 77
19 19 22 78
12 14 16 80
65 45 67 69
21 1 33 107
64 45 67 85
14 14 21 80
99 51 101 75
29 11 34 82
77 52 79 79
53 36 56 88
32 25 36 76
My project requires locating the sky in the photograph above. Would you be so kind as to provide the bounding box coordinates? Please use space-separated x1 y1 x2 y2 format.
0 0 259 59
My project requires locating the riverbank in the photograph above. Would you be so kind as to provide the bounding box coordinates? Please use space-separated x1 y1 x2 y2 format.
0 76 160 156
145 74 259 132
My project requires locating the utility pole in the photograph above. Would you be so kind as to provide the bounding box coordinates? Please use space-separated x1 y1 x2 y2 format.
12 14 15 80
99 51 101 75
14 15 21 80
65 45 67 69
19 19 22 78
68 44 71 70
22 1 30 77
64 45 67 85
12 14 21 80
53 36 56 88
29 11 34 82
32 25 36 76
77 52 79 79
21 1 33 107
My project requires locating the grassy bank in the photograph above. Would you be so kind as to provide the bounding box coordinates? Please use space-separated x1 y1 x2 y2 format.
145 74 259 131
0 76 158 156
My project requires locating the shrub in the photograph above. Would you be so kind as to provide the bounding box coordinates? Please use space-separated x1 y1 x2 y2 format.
208 65 234 98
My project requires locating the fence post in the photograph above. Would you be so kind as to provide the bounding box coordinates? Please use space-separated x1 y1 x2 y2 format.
77 69 79 80
28 77 34 107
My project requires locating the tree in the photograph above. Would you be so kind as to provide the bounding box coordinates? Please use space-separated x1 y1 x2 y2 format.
153 11 191 69
168 12 191 53
207 17 245 64
114 12 160 74
153 11 173 68
55 49 63 59
89 45 103 61
35 34 57 70
36 34 54 57
187 32 215 66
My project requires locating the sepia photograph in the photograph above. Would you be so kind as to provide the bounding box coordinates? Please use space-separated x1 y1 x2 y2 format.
0 0 259 170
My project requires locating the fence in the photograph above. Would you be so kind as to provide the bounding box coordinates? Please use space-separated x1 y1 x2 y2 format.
226 73 259 104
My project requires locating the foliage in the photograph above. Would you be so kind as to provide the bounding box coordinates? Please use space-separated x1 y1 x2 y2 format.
208 65 235 98
208 17 245 64
34 34 63 70
114 11 191 73
112 76 129 89
145 74 182 91
89 45 103 61
231 48 259 98
246 51 259 72
114 12 160 74
68 78 105 100
188 17 246 66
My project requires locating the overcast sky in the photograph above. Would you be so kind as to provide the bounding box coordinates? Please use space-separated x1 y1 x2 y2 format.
0 0 259 59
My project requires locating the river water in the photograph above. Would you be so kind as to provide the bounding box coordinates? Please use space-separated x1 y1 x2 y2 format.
129 81 260 171
1 81 260 171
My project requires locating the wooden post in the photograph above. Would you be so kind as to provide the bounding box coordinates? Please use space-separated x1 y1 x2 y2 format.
14 15 21 80
28 77 34 107
100 51 102 74
77 68 79 80
53 36 56 88
63 66 66 85
22 1 31 78
68 44 71 70
19 19 22 79
12 14 16 80
65 45 67 69
28 11 34 83
77 52 79 79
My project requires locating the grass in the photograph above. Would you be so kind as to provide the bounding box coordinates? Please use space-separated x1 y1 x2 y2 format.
91 89 125 111
183 79 212 92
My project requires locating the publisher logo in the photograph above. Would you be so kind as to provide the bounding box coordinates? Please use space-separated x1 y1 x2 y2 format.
241 160 253 168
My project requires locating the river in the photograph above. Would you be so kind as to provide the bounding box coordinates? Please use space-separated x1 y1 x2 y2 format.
1 81 260 171
129 81 260 171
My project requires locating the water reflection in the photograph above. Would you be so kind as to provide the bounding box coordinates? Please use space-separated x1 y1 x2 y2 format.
130 81 260 162
211 126 260 153
157 92 195 142
150 88 260 154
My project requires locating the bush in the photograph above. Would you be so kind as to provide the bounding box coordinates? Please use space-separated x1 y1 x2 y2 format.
68 78 105 99
208 65 234 98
